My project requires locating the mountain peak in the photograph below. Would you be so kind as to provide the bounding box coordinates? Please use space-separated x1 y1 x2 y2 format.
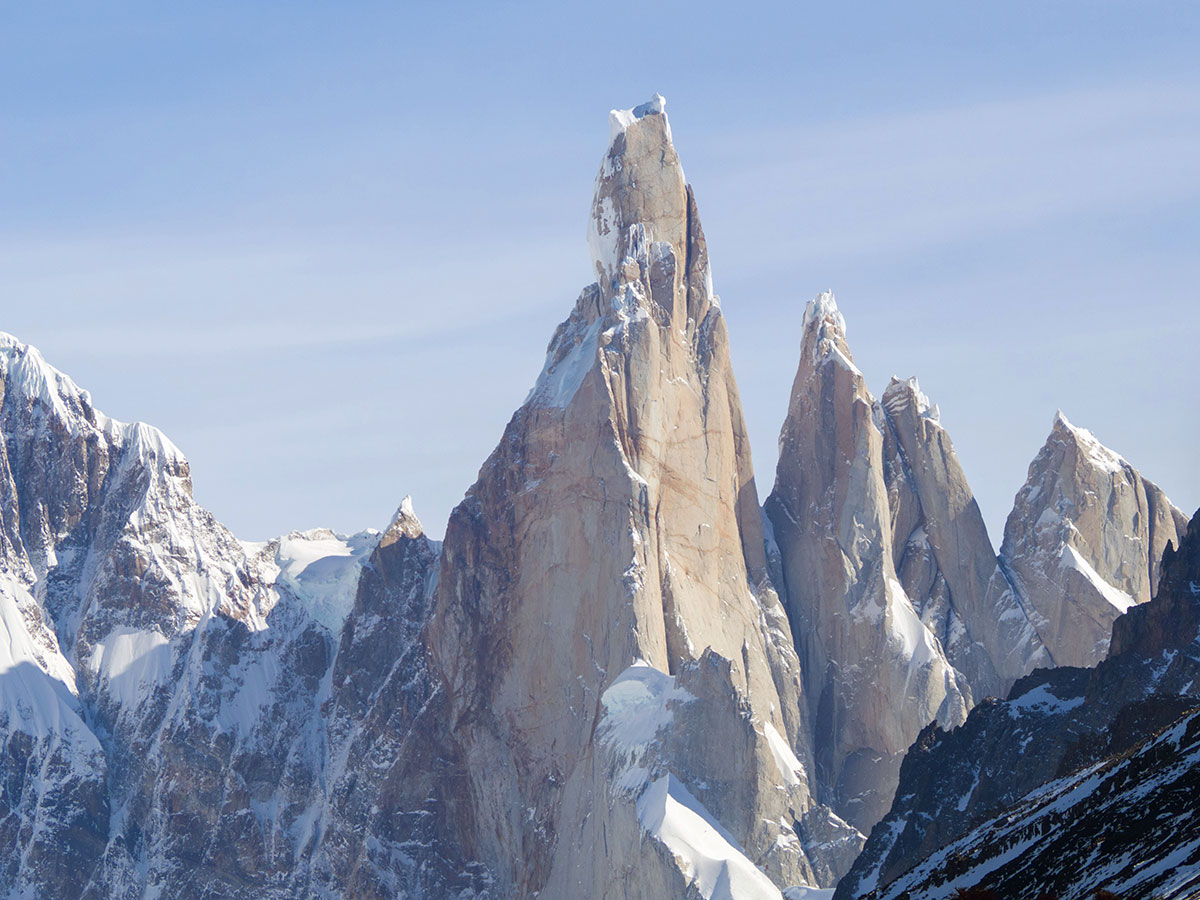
799 291 858 375
608 93 668 141
587 94 688 300
384 494 425 541
1050 410 1128 475
883 375 940 423
802 290 844 334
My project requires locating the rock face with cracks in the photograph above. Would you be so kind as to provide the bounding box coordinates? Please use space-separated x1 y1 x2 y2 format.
417 95 860 897
765 295 1000 833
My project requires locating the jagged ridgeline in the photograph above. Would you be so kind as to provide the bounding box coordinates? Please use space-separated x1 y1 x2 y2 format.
0 97 1188 899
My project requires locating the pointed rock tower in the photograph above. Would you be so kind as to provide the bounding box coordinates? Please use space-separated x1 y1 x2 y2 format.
999 411 1187 667
334 96 860 897
764 293 1050 833
880 375 1048 698
765 294 972 831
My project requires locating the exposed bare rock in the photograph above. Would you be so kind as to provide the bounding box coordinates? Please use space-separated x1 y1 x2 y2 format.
880 376 1048 698
765 295 973 833
402 96 854 897
1000 411 1188 667
307 501 455 899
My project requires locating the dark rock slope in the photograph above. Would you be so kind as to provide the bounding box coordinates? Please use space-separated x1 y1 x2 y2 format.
837 508 1200 900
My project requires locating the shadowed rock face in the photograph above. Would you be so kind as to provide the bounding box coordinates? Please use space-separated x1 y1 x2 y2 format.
838 509 1200 900
1001 411 1188 668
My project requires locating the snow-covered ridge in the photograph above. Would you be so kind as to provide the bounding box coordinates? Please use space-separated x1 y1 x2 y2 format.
1053 410 1127 475
883 376 940 424
637 774 785 900
0 330 184 463
0 331 85 425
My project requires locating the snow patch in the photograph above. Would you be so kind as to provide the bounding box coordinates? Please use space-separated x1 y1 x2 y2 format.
587 195 620 283
274 528 380 633
527 318 602 409
89 627 174 711
599 661 695 761
0 576 88 739
763 721 805 787
1059 544 1136 614
885 575 937 669
637 773 784 900
1006 682 1085 718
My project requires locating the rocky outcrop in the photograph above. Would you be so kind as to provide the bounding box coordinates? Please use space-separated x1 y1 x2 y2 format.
838 508 1200 900
764 295 1043 833
306 502 452 899
1000 411 1188 668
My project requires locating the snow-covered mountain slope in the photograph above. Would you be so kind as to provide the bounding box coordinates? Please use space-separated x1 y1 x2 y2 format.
0 331 408 898
837 507 1200 900
1000 411 1187 668
862 704 1200 900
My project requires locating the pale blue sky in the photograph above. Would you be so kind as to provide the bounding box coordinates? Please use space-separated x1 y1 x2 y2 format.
2 2 1197 542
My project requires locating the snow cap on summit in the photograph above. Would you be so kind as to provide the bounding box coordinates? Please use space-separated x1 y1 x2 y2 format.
884 375 940 424
1050 411 1128 475
608 93 669 141
384 494 425 540
802 291 846 335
